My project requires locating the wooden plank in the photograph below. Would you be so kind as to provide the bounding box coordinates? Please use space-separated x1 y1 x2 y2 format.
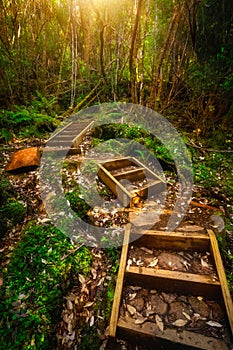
47 140 72 147
130 179 164 198
72 120 94 148
102 157 133 171
125 266 221 299
108 224 131 338
131 230 210 252
208 229 233 336
114 168 145 182
48 121 73 141
117 316 231 350
98 164 132 206
132 157 166 184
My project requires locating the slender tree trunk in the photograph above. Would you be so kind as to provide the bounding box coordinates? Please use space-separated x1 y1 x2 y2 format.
149 2 185 110
129 0 142 104
149 10 177 109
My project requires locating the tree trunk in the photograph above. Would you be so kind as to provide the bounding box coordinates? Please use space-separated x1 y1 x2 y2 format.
129 0 142 104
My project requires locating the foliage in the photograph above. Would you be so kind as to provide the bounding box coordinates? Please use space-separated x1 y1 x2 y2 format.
0 175 26 238
193 152 233 196
0 93 59 143
0 224 92 350
65 187 91 219
92 123 175 171
183 58 233 139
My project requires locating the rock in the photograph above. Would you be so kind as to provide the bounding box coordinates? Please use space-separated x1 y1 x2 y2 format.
161 292 177 304
149 294 168 315
188 296 210 318
211 302 224 320
169 301 192 321
129 296 145 312
5 147 41 173
158 252 187 271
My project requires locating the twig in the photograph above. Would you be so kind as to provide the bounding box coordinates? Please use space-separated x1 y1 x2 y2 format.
186 137 233 153
61 244 84 261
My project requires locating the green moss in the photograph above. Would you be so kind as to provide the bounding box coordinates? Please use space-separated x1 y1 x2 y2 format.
0 176 26 238
0 224 92 350
65 189 91 219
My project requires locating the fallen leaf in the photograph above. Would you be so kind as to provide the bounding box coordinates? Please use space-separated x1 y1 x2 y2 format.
97 276 105 286
156 314 164 332
172 319 187 327
91 268 97 280
182 261 191 270
67 299 73 310
68 321 73 333
128 293 137 301
182 312 191 320
126 259 133 270
78 274 86 285
201 259 209 267
135 317 147 325
150 290 157 294
18 293 26 300
84 301 94 308
206 321 223 328
148 258 158 268
127 304 137 316
129 286 142 291
136 259 143 266
90 315 95 327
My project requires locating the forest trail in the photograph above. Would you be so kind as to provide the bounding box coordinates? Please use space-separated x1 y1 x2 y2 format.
1 124 233 350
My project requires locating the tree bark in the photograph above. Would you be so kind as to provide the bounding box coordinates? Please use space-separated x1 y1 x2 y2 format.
129 0 142 104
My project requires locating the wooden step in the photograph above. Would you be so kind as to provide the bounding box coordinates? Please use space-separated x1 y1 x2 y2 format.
47 120 94 149
114 167 145 182
117 317 230 350
126 266 220 299
108 225 233 349
98 157 166 207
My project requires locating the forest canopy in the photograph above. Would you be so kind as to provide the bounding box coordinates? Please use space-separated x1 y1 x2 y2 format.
0 0 233 143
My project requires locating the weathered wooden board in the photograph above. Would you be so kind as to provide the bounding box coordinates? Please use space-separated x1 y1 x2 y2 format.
108 224 131 338
47 120 94 150
98 164 132 206
125 266 221 299
98 157 165 207
131 230 211 251
117 316 230 350
108 228 233 349
208 229 233 336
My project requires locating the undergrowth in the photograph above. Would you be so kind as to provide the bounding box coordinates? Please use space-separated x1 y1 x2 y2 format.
0 224 92 350
0 92 59 143
0 175 26 238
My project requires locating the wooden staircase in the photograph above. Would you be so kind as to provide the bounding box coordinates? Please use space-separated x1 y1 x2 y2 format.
108 225 233 350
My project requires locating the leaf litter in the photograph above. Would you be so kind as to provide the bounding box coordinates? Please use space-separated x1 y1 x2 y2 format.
121 285 229 341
